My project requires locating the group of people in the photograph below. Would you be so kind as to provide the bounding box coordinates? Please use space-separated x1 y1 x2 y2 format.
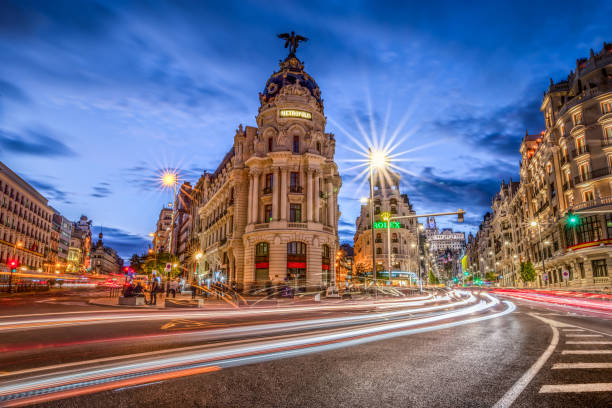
122 277 185 305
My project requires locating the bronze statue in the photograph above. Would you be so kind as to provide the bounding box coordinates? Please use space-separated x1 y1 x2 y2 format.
277 31 308 55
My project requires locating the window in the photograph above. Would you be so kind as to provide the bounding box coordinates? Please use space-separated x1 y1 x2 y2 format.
287 241 306 256
289 204 302 222
268 137 273 152
605 127 612 145
256 242 269 257
606 214 612 238
264 173 273 194
592 259 608 278
292 136 300 154
376 247 382 255
583 190 594 202
576 137 586 155
578 262 585 279
579 163 590 182
289 172 300 193
573 111 583 125
602 101 612 114
316 142 321 153
264 205 272 222
392 247 398 254
576 215 601 243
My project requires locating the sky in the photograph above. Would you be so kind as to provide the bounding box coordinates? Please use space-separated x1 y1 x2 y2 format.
0 0 610 258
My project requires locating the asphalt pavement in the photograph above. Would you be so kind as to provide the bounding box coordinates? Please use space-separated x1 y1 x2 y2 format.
0 288 609 408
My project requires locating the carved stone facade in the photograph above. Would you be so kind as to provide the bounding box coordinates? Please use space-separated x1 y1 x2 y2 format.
190 51 341 291
467 43 612 289
353 171 419 279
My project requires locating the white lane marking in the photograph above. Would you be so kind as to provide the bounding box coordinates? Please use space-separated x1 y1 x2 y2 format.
562 350 612 355
561 329 584 332
566 341 612 344
552 363 612 369
492 314 559 408
558 324 612 338
565 334 603 338
539 383 612 393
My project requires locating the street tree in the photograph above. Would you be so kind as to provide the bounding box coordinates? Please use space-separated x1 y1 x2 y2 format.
520 261 536 285
129 254 144 273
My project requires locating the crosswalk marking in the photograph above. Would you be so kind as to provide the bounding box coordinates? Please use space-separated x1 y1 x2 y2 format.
565 334 603 338
539 383 612 393
565 341 612 345
562 350 612 354
552 363 612 369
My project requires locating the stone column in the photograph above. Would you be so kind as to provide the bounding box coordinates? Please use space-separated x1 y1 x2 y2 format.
280 168 288 221
272 167 280 221
247 174 253 224
313 172 320 223
327 180 334 227
306 169 313 222
252 170 259 224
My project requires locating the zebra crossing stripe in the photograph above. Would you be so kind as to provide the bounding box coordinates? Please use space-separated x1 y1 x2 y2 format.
539 383 612 393
566 341 612 345
562 350 612 354
565 334 604 338
552 363 612 369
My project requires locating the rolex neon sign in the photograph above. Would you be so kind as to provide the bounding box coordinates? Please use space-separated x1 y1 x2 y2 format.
279 109 312 120
373 221 400 229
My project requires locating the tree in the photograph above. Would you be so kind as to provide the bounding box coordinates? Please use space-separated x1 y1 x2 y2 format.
520 261 536 283
129 254 144 274
428 270 439 284
143 252 180 277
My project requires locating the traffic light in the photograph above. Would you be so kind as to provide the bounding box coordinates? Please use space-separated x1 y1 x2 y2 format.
457 209 465 223
9 259 18 273
566 211 579 226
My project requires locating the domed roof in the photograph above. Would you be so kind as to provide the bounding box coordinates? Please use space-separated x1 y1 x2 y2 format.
260 55 323 110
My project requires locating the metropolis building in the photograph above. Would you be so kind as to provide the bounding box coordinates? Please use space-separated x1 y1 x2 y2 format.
189 41 341 290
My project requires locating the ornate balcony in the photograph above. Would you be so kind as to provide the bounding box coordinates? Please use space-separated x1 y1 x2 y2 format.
289 185 303 193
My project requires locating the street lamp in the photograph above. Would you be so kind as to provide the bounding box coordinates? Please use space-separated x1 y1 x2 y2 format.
367 148 389 288
160 170 179 256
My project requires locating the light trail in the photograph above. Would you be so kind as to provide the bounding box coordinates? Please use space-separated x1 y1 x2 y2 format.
0 291 512 406
0 294 442 332
492 289 612 314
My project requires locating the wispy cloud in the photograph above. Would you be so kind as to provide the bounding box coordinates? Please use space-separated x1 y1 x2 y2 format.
91 182 112 198
0 128 76 157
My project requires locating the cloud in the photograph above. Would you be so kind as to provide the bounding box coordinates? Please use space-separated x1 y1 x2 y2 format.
0 80 28 103
433 90 545 158
0 128 76 157
27 178 71 204
94 225 150 259
91 182 112 198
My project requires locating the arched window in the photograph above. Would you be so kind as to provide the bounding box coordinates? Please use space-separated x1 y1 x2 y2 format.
287 241 307 289
322 244 331 285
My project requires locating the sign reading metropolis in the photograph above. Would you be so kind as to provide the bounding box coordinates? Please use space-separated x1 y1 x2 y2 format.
279 109 312 120
373 221 400 229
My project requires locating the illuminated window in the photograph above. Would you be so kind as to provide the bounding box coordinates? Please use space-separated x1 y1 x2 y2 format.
576 137 586 155
592 259 608 278
602 101 612 114
583 190 594 202
573 111 583 125
605 127 612 144
579 163 590 181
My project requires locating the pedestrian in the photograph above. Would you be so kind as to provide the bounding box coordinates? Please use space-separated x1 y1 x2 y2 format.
169 279 178 298
190 279 198 300
149 278 159 305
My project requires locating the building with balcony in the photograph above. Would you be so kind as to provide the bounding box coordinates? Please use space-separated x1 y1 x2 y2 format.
0 161 52 270
353 171 419 280
467 43 612 289
90 230 123 275
153 207 173 253
189 41 341 291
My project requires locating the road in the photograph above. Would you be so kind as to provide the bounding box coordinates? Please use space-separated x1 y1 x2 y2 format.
0 288 610 407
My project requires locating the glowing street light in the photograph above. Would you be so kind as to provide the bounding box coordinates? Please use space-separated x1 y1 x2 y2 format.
159 169 179 257
161 171 178 188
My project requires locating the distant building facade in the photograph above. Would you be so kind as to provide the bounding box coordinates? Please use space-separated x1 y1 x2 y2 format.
153 207 173 253
90 231 123 275
0 161 52 270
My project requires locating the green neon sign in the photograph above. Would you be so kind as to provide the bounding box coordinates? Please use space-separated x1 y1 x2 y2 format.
373 221 400 229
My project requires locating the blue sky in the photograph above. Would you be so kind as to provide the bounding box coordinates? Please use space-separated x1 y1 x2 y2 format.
0 1 610 258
